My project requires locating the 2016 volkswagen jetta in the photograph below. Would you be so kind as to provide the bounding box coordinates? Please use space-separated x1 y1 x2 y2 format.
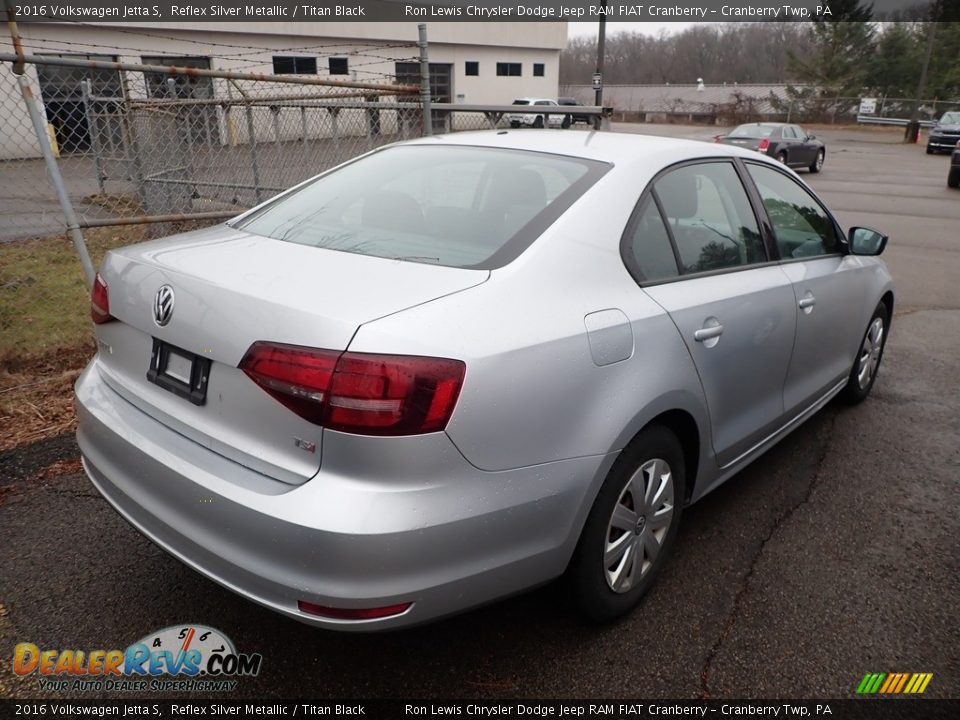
76 131 893 630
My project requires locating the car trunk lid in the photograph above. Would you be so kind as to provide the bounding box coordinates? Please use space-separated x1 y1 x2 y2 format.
93 224 488 485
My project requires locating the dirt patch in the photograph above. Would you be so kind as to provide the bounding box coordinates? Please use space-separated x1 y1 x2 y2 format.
0 346 92 453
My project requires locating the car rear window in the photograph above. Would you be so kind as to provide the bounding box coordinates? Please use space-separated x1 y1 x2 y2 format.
233 145 610 269
512 99 530 106
730 125 775 138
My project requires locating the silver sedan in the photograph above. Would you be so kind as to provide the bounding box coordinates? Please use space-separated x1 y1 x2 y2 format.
76 131 894 630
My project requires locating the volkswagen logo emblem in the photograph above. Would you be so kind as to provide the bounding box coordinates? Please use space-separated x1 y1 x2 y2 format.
153 285 175 327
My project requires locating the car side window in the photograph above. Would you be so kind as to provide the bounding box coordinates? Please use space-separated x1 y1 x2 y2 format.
654 162 766 274
782 126 797 139
623 196 680 282
746 164 839 259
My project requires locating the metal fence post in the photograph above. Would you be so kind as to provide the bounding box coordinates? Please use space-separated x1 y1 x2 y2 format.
231 79 263 204
300 105 308 151
270 104 281 147
119 68 147 206
418 23 432 136
246 101 263 203
16 73 95 287
81 79 106 193
329 107 340 143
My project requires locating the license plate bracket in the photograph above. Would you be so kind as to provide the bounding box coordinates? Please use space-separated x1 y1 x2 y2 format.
147 338 211 406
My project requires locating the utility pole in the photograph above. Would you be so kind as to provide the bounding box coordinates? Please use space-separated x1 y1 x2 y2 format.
593 6 609 130
906 2 940 143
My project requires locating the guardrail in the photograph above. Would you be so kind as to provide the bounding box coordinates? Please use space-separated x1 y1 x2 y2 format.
857 115 936 128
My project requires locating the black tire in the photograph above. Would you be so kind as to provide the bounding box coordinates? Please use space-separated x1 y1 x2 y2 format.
809 149 825 173
838 302 889 405
562 115 572 129
926 144 934 155
568 425 686 623
948 168 960 189
533 116 544 129
776 150 788 165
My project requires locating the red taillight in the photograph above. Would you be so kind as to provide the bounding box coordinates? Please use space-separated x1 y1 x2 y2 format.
758 138 770 151
239 342 465 436
91 273 113 324
238 342 339 424
297 600 412 621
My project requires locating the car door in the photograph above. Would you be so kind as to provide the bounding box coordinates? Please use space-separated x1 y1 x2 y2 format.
743 162 866 416
778 125 801 165
792 125 816 165
634 160 798 468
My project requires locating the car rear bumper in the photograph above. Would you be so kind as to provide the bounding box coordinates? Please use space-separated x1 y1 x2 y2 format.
76 359 610 630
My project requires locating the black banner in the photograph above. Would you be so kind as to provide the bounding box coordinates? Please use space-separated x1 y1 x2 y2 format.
1 700 959 720
0 0 940 23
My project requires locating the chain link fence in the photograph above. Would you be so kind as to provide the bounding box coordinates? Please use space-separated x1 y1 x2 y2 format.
1 55 422 243
0 42 423 449
0 36 609 449
560 83 960 126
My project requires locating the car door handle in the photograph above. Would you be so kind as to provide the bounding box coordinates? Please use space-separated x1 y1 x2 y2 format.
694 325 724 342
798 296 816 309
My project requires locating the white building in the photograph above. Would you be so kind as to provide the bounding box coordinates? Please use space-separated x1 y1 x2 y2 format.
1 22 567 159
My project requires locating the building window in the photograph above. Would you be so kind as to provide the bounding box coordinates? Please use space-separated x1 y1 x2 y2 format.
272 56 317 75
533 63 545 77
329 57 349 75
496 62 522 77
465 61 479 76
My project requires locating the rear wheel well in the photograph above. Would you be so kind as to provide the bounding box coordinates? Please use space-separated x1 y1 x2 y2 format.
880 291 894 321
644 410 700 504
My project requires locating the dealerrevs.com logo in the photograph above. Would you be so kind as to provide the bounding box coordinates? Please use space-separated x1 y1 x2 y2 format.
13 625 262 693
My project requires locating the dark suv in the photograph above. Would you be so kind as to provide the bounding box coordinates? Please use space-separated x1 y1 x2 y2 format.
558 97 591 127
926 111 960 154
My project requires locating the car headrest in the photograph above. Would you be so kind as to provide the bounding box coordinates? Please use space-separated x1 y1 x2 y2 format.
656 170 699 220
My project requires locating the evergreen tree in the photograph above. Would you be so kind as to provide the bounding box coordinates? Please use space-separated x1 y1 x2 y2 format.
867 23 923 97
788 0 877 95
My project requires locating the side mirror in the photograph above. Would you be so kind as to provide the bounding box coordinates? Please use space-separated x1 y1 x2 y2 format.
807 134 817 141
848 226 888 256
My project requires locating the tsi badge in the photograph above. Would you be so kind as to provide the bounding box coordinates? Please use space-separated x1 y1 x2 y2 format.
12 624 262 693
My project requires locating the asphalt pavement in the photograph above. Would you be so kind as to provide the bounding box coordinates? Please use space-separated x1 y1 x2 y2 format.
1 125 957 701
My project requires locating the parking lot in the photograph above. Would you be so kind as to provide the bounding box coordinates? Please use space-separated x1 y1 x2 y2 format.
1 125 957 700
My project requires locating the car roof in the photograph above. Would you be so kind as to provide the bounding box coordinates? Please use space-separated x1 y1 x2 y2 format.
404 129 779 168
513 97 554 102
735 122 789 127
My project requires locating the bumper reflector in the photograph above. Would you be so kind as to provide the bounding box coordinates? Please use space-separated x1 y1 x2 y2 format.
297 600 413 621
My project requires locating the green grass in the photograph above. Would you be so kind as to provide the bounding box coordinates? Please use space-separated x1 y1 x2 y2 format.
0 229 140 357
